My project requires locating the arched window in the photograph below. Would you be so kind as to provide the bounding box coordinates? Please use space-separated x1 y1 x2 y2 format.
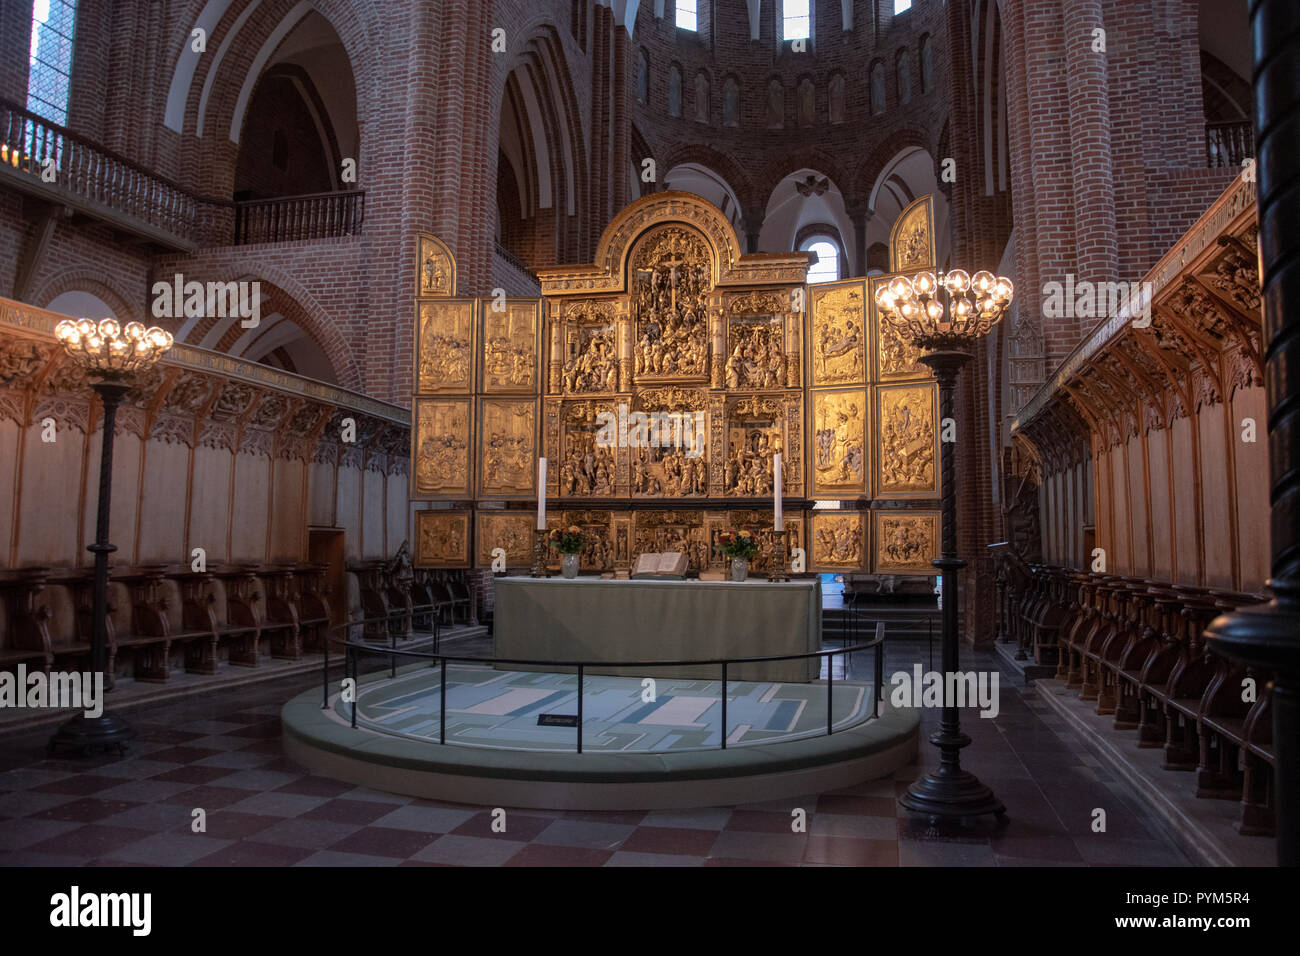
676 0 698 31
870 63 886 115
668 64 682 117
28 0 78 125
637 49 649 104
920 35 934 94
802 238 841 283
897 49 912 105
783 0 812 41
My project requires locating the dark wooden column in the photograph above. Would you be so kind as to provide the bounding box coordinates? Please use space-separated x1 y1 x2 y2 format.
1205 0 1300 867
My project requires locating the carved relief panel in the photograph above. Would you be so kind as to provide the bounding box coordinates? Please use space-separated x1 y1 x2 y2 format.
481 299 540 394
559 509 623 572
808 511 866 571
631 386 709 499
809 280 868 386
723 289 798 389
477 398 536 498
415 510 470 567
412 398 471 498
875 383 938 497
810 388 869 497
632 510 710 572
889 196 934 273
417 234 456 296
559 299 622 395
717 510 804 573
873 510 939 573
549 399 624 498
719 393 803 498
870 274 926 380
630 225 713 383
415 299 475 394
475 510 535 569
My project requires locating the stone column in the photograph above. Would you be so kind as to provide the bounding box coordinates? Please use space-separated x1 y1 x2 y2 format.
845 204 871 277
1206 0 1300 867
742 206 765 254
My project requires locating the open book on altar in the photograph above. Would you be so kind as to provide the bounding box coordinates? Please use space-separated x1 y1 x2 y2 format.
630 551 688 580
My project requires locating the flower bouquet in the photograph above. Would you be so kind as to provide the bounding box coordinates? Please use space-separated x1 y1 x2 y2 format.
715 529 760 582
549 525 585 578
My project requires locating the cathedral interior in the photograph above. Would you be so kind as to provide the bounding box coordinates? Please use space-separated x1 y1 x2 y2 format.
0 0 1295 891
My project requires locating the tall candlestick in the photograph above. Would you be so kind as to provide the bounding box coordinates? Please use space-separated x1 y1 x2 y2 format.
536 457 547 530
773 453 783 528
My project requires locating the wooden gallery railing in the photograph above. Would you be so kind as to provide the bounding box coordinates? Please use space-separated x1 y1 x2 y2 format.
1 97 206 243
990 553 1276 838
1205 120 1254 168
234 189 365 244
0 97 364 248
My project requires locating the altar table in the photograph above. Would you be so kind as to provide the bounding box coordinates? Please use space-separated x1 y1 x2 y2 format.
492 576 822 683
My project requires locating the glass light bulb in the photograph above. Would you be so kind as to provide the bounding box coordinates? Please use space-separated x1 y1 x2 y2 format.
890 276 913 298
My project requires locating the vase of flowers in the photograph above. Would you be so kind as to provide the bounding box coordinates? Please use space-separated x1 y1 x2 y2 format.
715 529 760 582
550 525 585 578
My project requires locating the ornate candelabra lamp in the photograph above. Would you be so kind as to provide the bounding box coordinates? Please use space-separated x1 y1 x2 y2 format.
48 318 173 756
875 268 1014 829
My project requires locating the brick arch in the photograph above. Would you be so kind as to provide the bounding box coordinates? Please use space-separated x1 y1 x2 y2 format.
176 0 376 197
851 127 937 210
493 21 591 264
172 265 360 392
30 270 140 324
658 143 757 211
754 148 852 213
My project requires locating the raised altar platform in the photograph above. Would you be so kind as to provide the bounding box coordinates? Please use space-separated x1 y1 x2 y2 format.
493 576 822 682
281 661 918 810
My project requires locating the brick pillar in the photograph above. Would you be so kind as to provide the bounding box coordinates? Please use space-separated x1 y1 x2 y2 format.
0 0 29 104
1063 0 1118 343
612 20 630 216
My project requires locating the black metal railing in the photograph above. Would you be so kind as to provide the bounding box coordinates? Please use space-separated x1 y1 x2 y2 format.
234 189 365 244
1205 120 1254 168
321 613 887 754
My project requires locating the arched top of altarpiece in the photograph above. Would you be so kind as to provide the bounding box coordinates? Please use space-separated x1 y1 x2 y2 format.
415 233 457 297
889 195 935 273
534 190 812 296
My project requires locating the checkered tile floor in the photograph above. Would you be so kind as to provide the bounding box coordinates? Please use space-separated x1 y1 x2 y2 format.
0 639 1193 866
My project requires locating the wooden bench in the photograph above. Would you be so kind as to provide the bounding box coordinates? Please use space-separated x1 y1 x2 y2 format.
294 563 332 653
256 565 302 661
1158 586 1223 772
0 567 54 676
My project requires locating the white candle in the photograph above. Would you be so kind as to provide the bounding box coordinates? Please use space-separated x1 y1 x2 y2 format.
773 453 783 528
536 457 547 530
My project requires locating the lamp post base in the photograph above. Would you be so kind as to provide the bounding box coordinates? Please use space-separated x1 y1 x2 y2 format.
47 712 135 757
899 765 1007 831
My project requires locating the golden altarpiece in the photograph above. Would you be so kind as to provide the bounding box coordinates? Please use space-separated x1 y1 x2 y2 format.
410 192 941 577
